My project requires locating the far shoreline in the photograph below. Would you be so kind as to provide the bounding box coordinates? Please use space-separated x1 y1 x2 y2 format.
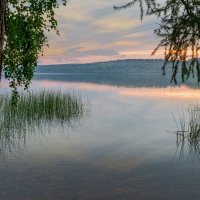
38 58 165 67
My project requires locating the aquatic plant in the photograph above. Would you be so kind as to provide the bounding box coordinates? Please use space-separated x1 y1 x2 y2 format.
0 90 86 154
172 104 200 162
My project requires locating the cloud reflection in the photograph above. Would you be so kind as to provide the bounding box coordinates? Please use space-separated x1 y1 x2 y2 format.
32 81 200 100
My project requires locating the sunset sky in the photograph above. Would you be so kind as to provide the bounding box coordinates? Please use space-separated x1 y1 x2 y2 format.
39 0 163 65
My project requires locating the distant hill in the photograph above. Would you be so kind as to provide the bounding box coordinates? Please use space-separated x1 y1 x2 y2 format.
36 59 166 74
35 59 200 88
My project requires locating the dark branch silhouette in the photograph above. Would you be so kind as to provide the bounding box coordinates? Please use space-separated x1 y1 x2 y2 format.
115 0 200 83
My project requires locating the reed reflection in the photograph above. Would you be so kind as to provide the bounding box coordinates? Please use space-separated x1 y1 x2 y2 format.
0 90 87 155
172 104 200 164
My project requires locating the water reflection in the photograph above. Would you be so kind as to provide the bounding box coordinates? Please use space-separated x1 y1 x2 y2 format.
0 90 87 154
1 77 200 199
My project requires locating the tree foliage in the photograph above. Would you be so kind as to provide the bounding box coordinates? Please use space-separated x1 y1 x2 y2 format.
0 0 67 92
115 0 200 83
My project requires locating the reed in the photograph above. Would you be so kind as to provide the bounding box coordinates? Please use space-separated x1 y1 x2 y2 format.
0 90 86 154
172 104 200 161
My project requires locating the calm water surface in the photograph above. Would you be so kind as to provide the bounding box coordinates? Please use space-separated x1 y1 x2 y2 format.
1 67 200 200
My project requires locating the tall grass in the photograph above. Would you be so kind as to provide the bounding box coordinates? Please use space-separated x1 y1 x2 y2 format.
0 90 86 154
172 104 200 162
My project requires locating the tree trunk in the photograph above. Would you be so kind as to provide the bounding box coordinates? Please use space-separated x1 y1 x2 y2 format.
0 0 7 80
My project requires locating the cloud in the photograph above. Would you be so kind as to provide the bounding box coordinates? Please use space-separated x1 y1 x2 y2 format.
40 0 162 64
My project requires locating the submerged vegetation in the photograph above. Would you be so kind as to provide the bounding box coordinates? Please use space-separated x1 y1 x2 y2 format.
0 90 86 154
172 104 200 162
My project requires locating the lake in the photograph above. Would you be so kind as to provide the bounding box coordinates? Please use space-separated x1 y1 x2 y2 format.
0 60 200 200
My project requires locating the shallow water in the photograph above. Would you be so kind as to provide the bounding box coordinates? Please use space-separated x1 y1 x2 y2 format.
1 64 200 200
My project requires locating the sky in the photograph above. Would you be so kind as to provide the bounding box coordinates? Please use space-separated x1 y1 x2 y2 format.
39 0 163 65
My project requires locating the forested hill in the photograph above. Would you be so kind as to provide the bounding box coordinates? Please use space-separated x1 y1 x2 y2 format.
36 59 165 74
35 59 199 88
